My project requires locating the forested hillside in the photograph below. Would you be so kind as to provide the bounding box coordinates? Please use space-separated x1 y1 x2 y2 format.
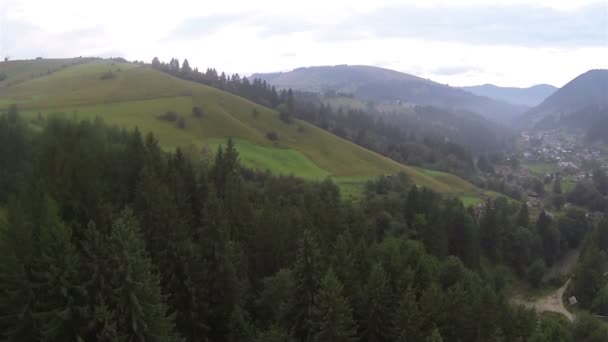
1 110 607 341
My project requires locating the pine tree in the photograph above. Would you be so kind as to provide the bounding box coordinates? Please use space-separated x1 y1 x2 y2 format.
289 230 322 341
311 269 358 342
361 262 392 342
105 210 180 341
517 203 530 228
391 287 423 342
0 197 85 341
425 327 444 342
255 326 296 342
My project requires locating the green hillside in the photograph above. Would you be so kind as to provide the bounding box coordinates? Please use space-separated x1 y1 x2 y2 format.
0 57 89 88
0 58 488 199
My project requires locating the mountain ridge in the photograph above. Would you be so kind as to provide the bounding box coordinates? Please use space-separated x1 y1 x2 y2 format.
461 83 557 107
252 64 526 123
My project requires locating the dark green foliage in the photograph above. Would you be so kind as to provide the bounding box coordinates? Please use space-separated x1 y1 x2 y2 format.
289 230 322 341
529 314 572 342
99 70 116 80
266 131 279 141
527 259 546 288
392 287 423 342
102 210 181 341
572 312 608 341
0 112 602 341
159 111 180 122
0 197 84 341
310 269 358 342
177 116 186 129
594 168 608 196
360 262 392 342
192 106 203 118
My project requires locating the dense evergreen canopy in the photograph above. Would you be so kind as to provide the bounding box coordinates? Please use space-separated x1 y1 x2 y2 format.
0 110 606 341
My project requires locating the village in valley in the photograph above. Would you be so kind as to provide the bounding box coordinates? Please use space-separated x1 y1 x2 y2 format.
480 129 608 216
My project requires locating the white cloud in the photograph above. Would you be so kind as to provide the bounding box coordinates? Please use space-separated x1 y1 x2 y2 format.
1 0 606 87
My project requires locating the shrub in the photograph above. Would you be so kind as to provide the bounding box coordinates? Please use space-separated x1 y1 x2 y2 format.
0 72 6 82
99 71 116 80
279 111 292 124
266 131 279 141
177 117 186 129
252 109 260 119
192 106 203 118
158 111 179 122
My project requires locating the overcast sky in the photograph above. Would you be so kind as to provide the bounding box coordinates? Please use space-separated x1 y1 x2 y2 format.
1 0 607 87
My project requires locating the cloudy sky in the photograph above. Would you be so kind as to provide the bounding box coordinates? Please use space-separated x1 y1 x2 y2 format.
1 0 607 87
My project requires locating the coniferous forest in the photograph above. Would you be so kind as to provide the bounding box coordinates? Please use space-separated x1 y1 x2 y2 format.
2 110 608 341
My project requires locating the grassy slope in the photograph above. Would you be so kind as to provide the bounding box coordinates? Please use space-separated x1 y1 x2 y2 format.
0 59 486 198
0 58 87 88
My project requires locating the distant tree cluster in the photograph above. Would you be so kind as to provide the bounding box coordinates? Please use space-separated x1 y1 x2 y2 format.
291 98 480 178
566 168 608 213
1 111 607 340
151 57 291 110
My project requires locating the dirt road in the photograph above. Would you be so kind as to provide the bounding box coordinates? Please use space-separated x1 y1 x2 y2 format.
512 278 574 321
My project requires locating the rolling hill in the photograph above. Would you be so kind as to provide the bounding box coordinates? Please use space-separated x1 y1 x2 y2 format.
0 58 489 200
524 69 608 134
252 65 526 123
461 83 557 107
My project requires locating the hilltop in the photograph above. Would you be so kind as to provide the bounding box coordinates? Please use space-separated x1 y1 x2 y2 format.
523 69 608 139
253 65 525 123
0 58 487 199
528 69 608 118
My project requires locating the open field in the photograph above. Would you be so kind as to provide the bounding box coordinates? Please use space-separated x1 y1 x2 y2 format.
1 58 490 199
525 161 560 175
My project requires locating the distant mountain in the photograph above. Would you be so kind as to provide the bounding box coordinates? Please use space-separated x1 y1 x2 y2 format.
461 84 557 107
252 65 526 123
525 69 608 141
528 69 608 118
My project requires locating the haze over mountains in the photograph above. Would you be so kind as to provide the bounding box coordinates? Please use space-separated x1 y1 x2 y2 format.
461 84 557 107
253 65 527 123
523 69 608 141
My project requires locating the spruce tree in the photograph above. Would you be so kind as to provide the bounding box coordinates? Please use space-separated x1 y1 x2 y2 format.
290 230 322 341
0 198 85 341
391 287 423 342
425 327 444 342
517 203 530 228
361 262 392 342
105 210 180 341
311 269 358 342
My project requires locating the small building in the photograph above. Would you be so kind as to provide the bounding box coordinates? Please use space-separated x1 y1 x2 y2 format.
568 296 578 306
